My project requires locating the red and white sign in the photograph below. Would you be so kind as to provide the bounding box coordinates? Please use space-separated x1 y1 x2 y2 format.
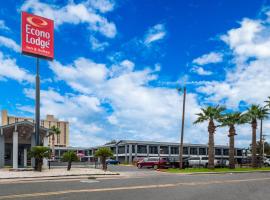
21 12 54 60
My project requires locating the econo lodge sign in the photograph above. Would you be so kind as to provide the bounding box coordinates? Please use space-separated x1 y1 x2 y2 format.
21 12 54 60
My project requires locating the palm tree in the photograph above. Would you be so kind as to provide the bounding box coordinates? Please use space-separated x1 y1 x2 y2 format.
50 125 61 160
62 151 79 171
218 112 244 169
28 146 51 172
94 147 113 171
194 105 225 169
244 105 269 168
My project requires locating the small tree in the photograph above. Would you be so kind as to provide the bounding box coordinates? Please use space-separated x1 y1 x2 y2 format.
94 147 113 171
62 151 79 171
28 146 51 172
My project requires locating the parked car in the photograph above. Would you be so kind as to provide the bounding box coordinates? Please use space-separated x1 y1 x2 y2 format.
168 157 190 169
137 157 170 169
133 157 145 165
264 158 270 166
188 157 222 168
106 159 120 165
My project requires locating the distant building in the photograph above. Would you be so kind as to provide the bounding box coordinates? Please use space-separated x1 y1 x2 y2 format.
1 110 69 147
88 140 245 164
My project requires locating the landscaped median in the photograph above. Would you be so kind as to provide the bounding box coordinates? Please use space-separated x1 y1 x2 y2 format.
0 168 119 179
160 167 270 174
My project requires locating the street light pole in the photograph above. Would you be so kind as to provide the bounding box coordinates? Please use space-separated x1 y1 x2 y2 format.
35 57 40 146
179 86 186 169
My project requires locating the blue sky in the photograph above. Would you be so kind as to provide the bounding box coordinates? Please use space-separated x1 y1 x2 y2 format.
0 0 270 147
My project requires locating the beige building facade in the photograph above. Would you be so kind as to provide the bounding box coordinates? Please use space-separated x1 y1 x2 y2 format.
1 110 69 147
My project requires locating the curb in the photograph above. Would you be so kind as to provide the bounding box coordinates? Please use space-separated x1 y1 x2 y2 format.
159 170 270 175
0 173 120 180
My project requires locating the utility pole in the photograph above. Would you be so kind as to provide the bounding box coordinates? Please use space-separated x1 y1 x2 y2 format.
259 119 263 167
179 86 186 169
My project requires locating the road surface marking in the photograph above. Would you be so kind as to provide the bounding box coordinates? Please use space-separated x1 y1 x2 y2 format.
0 177 270 199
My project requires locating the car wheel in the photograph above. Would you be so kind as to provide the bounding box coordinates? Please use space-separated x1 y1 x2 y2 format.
153 165 158 170
138 164 142 169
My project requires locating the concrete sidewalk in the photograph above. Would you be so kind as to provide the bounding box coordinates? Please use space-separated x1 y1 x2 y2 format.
0 168 119 179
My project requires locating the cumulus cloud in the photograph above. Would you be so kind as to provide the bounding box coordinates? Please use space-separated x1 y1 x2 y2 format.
49 58 108 94
88 0 115 13
191 66 213 75
0 20 9 31
89 36 109 51
0 36 20 52
193 52 223 65
21 0 117 38
195 8 270 146
144 24 166 45
0 51 34 83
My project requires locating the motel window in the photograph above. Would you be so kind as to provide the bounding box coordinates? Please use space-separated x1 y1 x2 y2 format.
199 148 206 155
118 146 125 154
138 145 147 154
190 147 198 155
183 147 188 154
171 146 179 154
237 150 242 156
223 149 229 156
215 148 222 155
149 146 158 154
160 146 168 154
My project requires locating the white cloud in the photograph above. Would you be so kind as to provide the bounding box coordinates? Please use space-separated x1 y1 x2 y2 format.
220 18 269 61
193 52 223 65
87 0 115 13
195 8 270 147
89 36 109 51
144 24 166 45
0 20 9 31
191 66 213 75
0 36 20 52
21 0 117 38
0 51 34 83
49 58 108 94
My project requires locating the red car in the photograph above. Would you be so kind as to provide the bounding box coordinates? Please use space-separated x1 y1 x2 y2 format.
137 157 170 169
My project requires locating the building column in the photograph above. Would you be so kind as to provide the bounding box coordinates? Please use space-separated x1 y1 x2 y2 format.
135 144 138 159
168 146 171 158
31 133 35 168
0 133 5 168
23 148 27 167
158 145 161 157
116 145 119 161
197 147 200 156
147 145 149 157
43 135 49 169
129 144 132 164
124 145 128 163
12 131 18 169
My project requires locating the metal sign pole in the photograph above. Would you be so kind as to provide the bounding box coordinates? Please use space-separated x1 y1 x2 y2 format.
35 57 40 146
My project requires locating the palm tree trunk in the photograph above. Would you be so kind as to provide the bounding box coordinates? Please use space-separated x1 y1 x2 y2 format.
67 161 72 171
101 157 107 171
251 120 257 168
208 120 215 169
228 125 236 169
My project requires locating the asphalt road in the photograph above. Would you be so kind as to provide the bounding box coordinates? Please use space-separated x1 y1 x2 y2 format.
0 166 269 200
